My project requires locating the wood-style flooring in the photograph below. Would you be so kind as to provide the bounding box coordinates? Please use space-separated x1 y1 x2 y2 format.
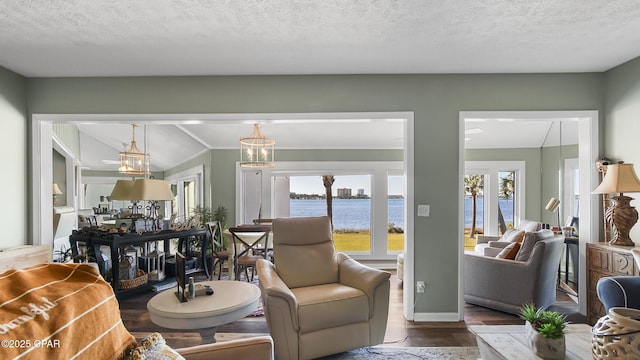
119 269 585 349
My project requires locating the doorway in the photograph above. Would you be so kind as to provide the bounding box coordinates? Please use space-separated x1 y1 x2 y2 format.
458 110 599 317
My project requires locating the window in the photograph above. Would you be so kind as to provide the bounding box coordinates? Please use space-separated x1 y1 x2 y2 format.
237 161 403 259
465 162 525 244
387 173 404 253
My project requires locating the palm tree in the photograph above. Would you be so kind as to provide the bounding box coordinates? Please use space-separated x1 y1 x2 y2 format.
322 175 335 225
464 175 484 238
498 172 515 234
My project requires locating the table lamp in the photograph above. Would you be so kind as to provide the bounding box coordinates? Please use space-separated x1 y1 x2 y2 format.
592 162 640 246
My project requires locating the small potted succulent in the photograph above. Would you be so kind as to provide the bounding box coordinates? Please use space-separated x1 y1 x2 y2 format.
520 304 568 359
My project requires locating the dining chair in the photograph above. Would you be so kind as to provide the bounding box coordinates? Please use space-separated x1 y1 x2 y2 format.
205 221 229 280
228 225 272 282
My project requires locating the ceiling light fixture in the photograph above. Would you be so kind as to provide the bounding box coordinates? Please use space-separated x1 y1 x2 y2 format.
240 123 275 168
119 124 150 176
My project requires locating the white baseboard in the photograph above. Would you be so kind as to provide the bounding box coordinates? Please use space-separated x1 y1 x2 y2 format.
412 312 462 322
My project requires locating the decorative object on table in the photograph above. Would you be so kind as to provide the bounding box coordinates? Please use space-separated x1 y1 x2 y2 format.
142 241 165 282
240 123 275 168
592 307 640 359
118 269 148 290
119 245 139 280
596 158 613 243
592 161 640 246
520 304 568 360
174 252 188 302
188 276 196 298
52 182 63 205
545 197 561 232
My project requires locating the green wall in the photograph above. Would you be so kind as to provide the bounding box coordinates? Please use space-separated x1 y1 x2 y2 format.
24 73 604 314
605 56 640 241
0 67 27 250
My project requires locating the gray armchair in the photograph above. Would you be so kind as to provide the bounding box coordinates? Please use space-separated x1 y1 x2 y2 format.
464 232 565 315
256 216 391 360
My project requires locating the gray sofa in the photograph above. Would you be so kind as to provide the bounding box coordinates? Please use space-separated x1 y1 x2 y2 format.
464 231 565 315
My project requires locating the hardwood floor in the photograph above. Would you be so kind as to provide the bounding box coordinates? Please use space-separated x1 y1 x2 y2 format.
119 269 585 349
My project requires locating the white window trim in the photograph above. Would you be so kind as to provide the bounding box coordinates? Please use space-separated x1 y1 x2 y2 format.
235 161 403 260
465 161 525 236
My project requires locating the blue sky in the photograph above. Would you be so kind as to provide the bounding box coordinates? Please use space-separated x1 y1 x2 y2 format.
290 175 404 196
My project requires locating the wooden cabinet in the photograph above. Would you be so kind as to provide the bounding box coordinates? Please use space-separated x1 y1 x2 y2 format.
586 242 639 325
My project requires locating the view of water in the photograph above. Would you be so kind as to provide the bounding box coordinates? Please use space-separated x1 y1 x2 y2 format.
464 197 514 228
290 197 513 230
290 198 404 230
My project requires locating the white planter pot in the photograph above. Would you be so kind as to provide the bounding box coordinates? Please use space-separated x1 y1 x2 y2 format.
525 321 566 360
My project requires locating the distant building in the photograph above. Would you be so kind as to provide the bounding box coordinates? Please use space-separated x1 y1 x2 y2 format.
357 189 365 197
337 188 352 198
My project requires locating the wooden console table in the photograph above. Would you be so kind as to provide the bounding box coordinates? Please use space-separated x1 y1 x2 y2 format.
69 227 209 298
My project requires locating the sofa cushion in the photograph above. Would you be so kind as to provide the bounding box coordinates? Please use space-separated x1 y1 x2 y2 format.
514 229 555 261
518 219 542 233
292 283 368 333
496 242 521 260
498 228 525 243
0 263 137 359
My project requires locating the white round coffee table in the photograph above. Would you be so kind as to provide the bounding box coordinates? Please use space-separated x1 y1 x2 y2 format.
147 280 261 342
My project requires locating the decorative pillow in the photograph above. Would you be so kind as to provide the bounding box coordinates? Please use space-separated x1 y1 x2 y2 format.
496 242 521 260
514 229 555 262
126 333 184 360
498 228 525 243
0 263 137 359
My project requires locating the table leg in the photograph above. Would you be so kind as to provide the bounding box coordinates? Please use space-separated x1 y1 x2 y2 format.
198 327 218 343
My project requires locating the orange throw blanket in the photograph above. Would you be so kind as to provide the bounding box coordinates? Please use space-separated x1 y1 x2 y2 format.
0 263 137 360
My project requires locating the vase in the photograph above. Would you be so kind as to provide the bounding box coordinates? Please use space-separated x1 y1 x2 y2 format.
525 321 566 360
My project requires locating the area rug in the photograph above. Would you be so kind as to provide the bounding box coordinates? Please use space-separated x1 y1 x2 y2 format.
318 346 481 360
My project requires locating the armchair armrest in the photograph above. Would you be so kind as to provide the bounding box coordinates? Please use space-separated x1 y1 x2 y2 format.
256 259 299 329
337 252 390 315
487 241 510 249
464 253 538 304
177 336 274 360
475 235 500 245
482 247 502 257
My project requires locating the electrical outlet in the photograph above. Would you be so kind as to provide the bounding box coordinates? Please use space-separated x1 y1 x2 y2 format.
417 281 426 293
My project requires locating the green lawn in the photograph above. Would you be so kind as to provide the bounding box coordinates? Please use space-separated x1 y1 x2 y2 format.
333 231 404 252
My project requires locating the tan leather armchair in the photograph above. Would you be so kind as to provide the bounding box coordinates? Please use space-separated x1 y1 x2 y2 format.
256 216 391 360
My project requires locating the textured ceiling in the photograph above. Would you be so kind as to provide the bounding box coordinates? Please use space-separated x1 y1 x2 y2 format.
2 0 640 77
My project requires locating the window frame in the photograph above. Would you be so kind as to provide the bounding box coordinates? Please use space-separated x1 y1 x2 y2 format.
464 161 525 236
236 161 404 260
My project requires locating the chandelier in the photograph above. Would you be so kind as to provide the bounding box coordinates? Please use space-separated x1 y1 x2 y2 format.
240 123 275 168
119 124 150 175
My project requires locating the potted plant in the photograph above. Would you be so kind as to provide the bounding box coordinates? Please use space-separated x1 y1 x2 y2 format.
520 304 568 359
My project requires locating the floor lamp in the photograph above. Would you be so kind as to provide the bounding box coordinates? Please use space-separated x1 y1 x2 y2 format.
592 162 640 246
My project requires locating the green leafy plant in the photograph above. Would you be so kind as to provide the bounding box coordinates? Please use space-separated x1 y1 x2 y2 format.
192 205 213 223
520 304 568 339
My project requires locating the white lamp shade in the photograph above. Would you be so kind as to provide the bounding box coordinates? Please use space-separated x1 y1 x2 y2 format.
130 179 175 201
52 183 63 195
592 163 640 194
545 197 560 212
